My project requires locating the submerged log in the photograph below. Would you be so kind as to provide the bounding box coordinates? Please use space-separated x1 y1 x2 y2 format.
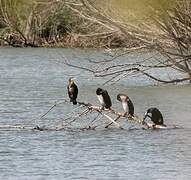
0 99 149 132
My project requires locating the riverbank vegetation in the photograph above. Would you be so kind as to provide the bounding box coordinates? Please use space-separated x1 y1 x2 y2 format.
0 0 178 48
0 0 190 84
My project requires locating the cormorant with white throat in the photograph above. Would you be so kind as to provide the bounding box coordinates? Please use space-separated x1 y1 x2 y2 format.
67 78 78 105
117 94 134 116
143 107 166 128
96 88 112 109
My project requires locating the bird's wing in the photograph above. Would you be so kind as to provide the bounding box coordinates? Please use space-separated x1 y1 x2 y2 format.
103 91 112 107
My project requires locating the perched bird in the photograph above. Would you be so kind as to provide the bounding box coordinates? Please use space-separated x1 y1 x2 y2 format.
143 107 164 126
96 88 112 109
67 78 78 105
117 94 134 116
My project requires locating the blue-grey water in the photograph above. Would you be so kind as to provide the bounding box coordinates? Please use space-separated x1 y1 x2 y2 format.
0 48 191 180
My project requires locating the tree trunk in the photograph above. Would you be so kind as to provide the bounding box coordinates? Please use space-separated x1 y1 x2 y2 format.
24 11 34 44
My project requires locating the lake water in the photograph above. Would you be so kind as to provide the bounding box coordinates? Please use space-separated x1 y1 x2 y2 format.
0 48 191 179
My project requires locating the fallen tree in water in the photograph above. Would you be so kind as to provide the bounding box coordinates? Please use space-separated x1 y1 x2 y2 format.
0 99 148 132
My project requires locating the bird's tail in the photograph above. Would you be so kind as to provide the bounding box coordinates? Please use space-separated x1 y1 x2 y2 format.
73 100 77 105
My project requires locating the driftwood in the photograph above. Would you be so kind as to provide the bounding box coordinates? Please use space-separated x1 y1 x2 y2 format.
0 99 148 132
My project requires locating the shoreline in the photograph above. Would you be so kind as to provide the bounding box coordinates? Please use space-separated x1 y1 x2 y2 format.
0 33 142 49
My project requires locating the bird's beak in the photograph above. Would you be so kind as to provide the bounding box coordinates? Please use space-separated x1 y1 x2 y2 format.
143 112 151 120
72 77 76 80
70 77 76 83
143 114 148 121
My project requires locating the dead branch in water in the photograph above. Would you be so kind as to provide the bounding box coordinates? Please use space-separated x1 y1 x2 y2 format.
0 98 147 132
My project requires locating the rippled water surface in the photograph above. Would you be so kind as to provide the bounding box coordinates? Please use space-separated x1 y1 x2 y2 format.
0 48 191 179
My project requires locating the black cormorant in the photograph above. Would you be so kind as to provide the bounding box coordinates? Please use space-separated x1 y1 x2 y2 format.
67 78 78 105
143 107 165 126
96 88 112 109
117 94 134 116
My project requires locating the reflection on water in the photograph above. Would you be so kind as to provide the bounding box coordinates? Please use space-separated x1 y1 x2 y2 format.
0 48 191 179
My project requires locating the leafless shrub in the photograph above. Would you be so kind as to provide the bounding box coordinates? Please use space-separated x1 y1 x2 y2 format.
66 0 191 84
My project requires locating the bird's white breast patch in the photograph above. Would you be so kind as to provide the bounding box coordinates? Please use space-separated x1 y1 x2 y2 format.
122 101 129 113
97 95 104 105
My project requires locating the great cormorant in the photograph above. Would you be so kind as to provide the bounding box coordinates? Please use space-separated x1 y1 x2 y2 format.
96 88 112 109
117 94 134 116
143 107 164 126
67 78 78 105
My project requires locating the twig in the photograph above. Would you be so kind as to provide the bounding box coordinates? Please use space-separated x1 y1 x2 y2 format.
56 108 91 130
102 113 123 129
104 115 121 128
